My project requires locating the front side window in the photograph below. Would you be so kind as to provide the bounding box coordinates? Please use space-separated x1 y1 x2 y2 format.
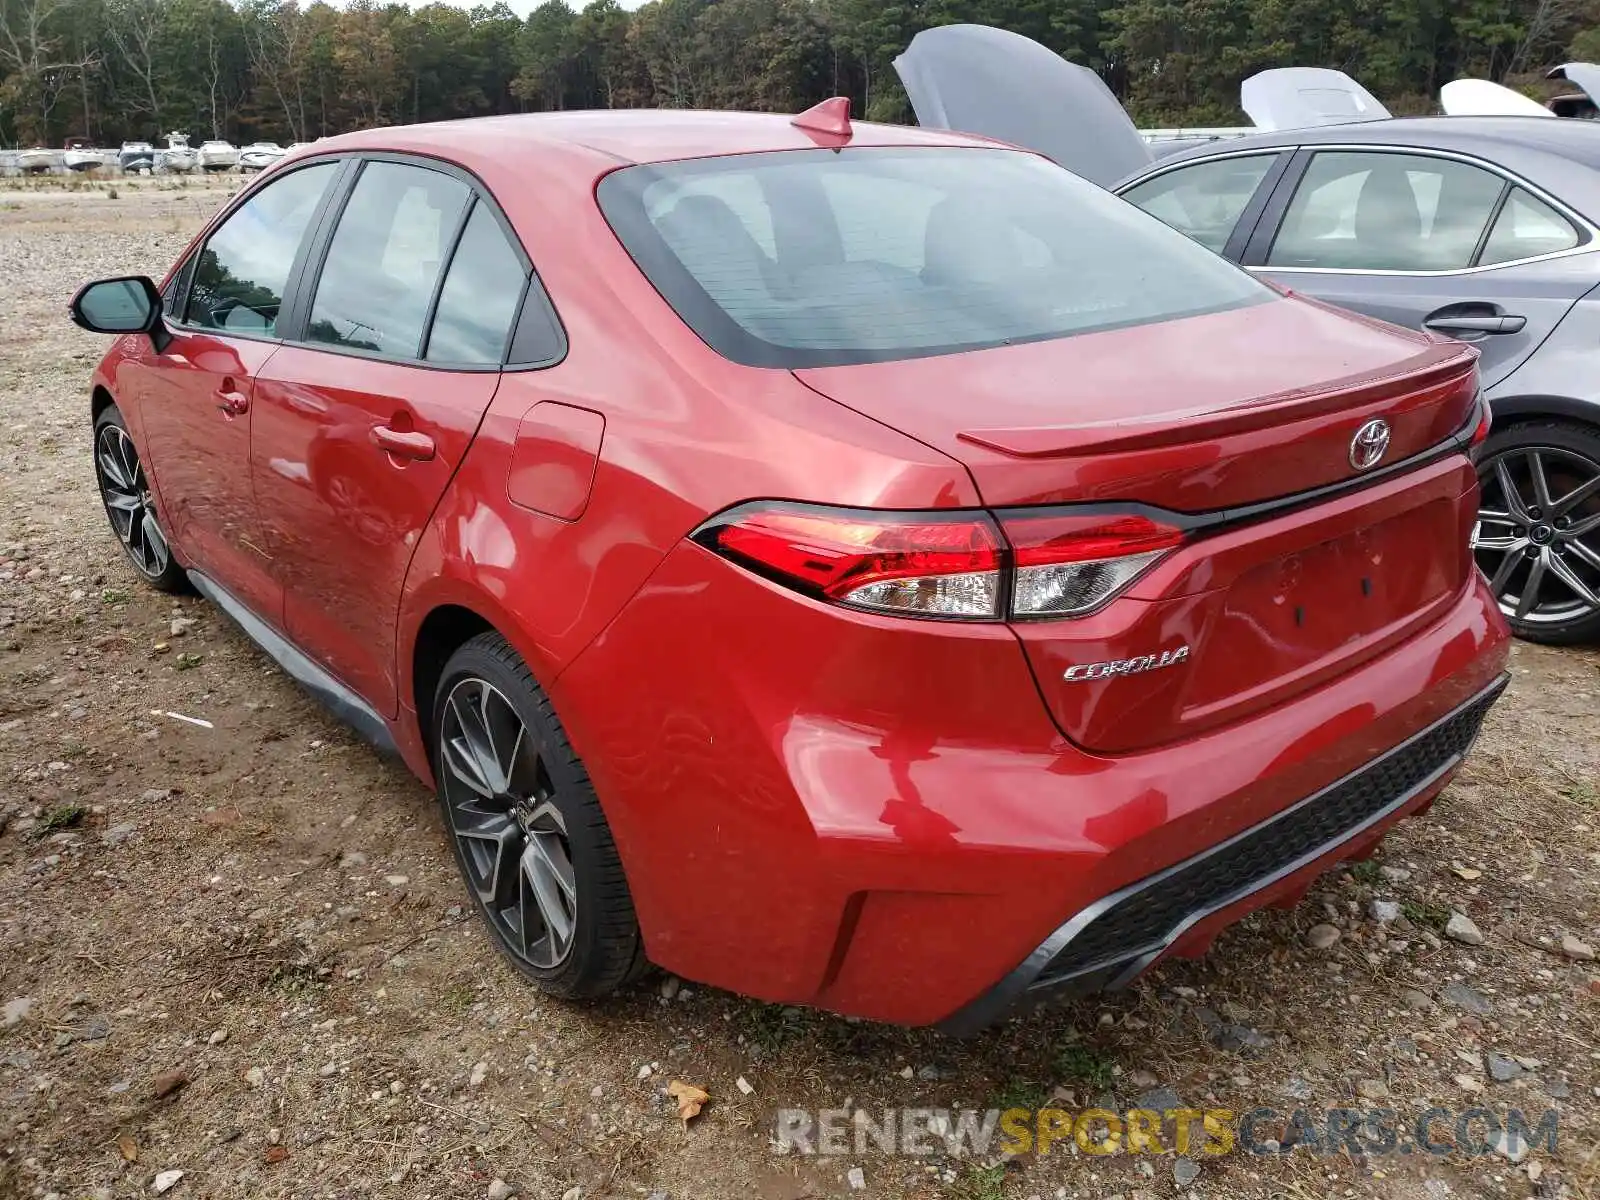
425 202 528 365
183 162 336 334
307 161 471 357
1267 151 1505 272
598 147 1270 368
1479 188 1581 265
1122 155 1278 253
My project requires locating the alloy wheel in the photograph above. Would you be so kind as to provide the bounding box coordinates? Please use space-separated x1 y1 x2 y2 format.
438 676 577 970
1473 446 1600 627
95 423 171 580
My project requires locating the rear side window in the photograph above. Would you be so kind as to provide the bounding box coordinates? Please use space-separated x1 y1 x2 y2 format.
1479 188 1581 265
425 203 527 364
307 162 470 357
1122 155 1278 253
599 147 1269 368
1267 151 1505 272
184 162 336 334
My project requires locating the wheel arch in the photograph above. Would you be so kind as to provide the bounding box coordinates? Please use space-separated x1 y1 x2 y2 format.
91 384 116 423
1486 393 1600 432
410 603 497 755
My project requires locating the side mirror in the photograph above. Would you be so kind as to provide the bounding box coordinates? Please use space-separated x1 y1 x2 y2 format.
69 275 170 351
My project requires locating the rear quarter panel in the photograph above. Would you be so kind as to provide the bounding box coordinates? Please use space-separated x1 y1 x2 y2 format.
395 150 977 734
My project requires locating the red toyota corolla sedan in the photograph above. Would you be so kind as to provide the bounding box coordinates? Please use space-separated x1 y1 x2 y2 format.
70 102 1510 1032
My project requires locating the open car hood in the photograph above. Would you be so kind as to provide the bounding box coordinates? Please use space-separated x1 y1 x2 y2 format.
893 24 1152 188
1440 78 1554 117
1241 67 1390 130
1548 62 1600 105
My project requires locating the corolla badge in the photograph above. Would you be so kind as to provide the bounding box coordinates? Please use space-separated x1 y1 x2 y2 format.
1064 646 1190 682
1349 418 1392 471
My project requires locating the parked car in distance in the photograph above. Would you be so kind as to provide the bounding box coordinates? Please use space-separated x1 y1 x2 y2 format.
70 103 1509 1030
900 23 1600 644
238 142 286 172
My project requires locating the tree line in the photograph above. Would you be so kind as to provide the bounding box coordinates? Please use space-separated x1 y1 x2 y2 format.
3 0 1598 148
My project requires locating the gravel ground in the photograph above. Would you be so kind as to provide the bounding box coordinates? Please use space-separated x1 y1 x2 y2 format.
1 186 1598 1200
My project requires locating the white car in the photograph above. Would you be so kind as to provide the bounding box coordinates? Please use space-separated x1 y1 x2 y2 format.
195 140 239 172
237 142 286 172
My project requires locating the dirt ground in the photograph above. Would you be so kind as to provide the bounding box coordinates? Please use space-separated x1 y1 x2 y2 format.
1 185 1597 1200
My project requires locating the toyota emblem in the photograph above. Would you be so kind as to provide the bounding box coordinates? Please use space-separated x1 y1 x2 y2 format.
1349 418 1391 471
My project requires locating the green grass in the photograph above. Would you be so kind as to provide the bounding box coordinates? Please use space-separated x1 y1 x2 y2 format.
1348 859 1382 884
1401 899 1450 931
742 1002 816 1054
174 652 204 670
1053 1042 1116 1091
988 1076 1049 1112
952 1163 1009 1200
34 804 86 837
438 982 477 1015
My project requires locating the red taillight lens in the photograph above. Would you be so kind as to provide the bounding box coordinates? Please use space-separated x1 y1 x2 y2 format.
1470 392 1492 446
698 503 1004 619
1000 512 1184 618
697 503 1182 621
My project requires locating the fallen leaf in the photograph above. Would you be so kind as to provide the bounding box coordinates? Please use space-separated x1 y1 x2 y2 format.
667 1079 710 1124
152 1069 189 1099
263 1146 289 1164
117 1134 139 1162
1453 866 1482 880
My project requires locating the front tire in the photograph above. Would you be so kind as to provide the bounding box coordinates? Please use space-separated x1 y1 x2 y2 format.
1474 420 1600 644
93 406 187 593
431 632 645 997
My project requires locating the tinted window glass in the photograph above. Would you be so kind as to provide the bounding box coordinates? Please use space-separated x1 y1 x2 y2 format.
184 163 335 334
599 148 1269 368
307 162 470 357
1268 151 1505 271
1122 155 1277 253
425 203 527 364
1479 188 1581 265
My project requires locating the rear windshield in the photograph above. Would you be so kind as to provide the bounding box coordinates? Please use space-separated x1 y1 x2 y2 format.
598 147 1270 368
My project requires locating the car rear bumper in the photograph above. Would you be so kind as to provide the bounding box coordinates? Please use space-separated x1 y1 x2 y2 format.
936 672 1505 1034
553 545 1512 1028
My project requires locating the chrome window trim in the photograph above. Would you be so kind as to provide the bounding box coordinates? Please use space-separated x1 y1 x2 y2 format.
1263 143 1597 276
1121 141 1600 276
1117 144 1292 193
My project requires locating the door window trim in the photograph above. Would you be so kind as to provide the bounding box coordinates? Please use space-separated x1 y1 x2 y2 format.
277 150 568 373
164 156 355 346
1116 147 1295 261
1241 144 1596 277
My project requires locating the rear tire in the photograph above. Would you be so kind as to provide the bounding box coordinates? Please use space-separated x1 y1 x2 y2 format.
431 632 645 997
92 406 188 594
1474 419 1600 644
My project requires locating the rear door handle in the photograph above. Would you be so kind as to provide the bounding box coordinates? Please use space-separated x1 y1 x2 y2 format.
1423 313 1527 335
372 425 436 461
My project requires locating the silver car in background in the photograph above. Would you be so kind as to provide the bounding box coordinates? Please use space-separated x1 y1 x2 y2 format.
900 24 1600 643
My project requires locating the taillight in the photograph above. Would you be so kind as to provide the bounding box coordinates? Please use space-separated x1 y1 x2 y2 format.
695 503 1184 622
697 503 1004 619
1001 512 1184 618
1470 391 1492 446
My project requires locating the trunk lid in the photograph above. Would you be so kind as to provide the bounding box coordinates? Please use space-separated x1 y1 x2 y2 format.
893 23 1153 188
794 295 1482 752
1440 79 1554 117
1547 62 1600 109
1240 67 1391 131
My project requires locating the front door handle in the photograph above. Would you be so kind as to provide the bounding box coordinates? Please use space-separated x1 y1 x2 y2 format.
214 384 249 415
372 425 436 461
1423 313 1527 336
